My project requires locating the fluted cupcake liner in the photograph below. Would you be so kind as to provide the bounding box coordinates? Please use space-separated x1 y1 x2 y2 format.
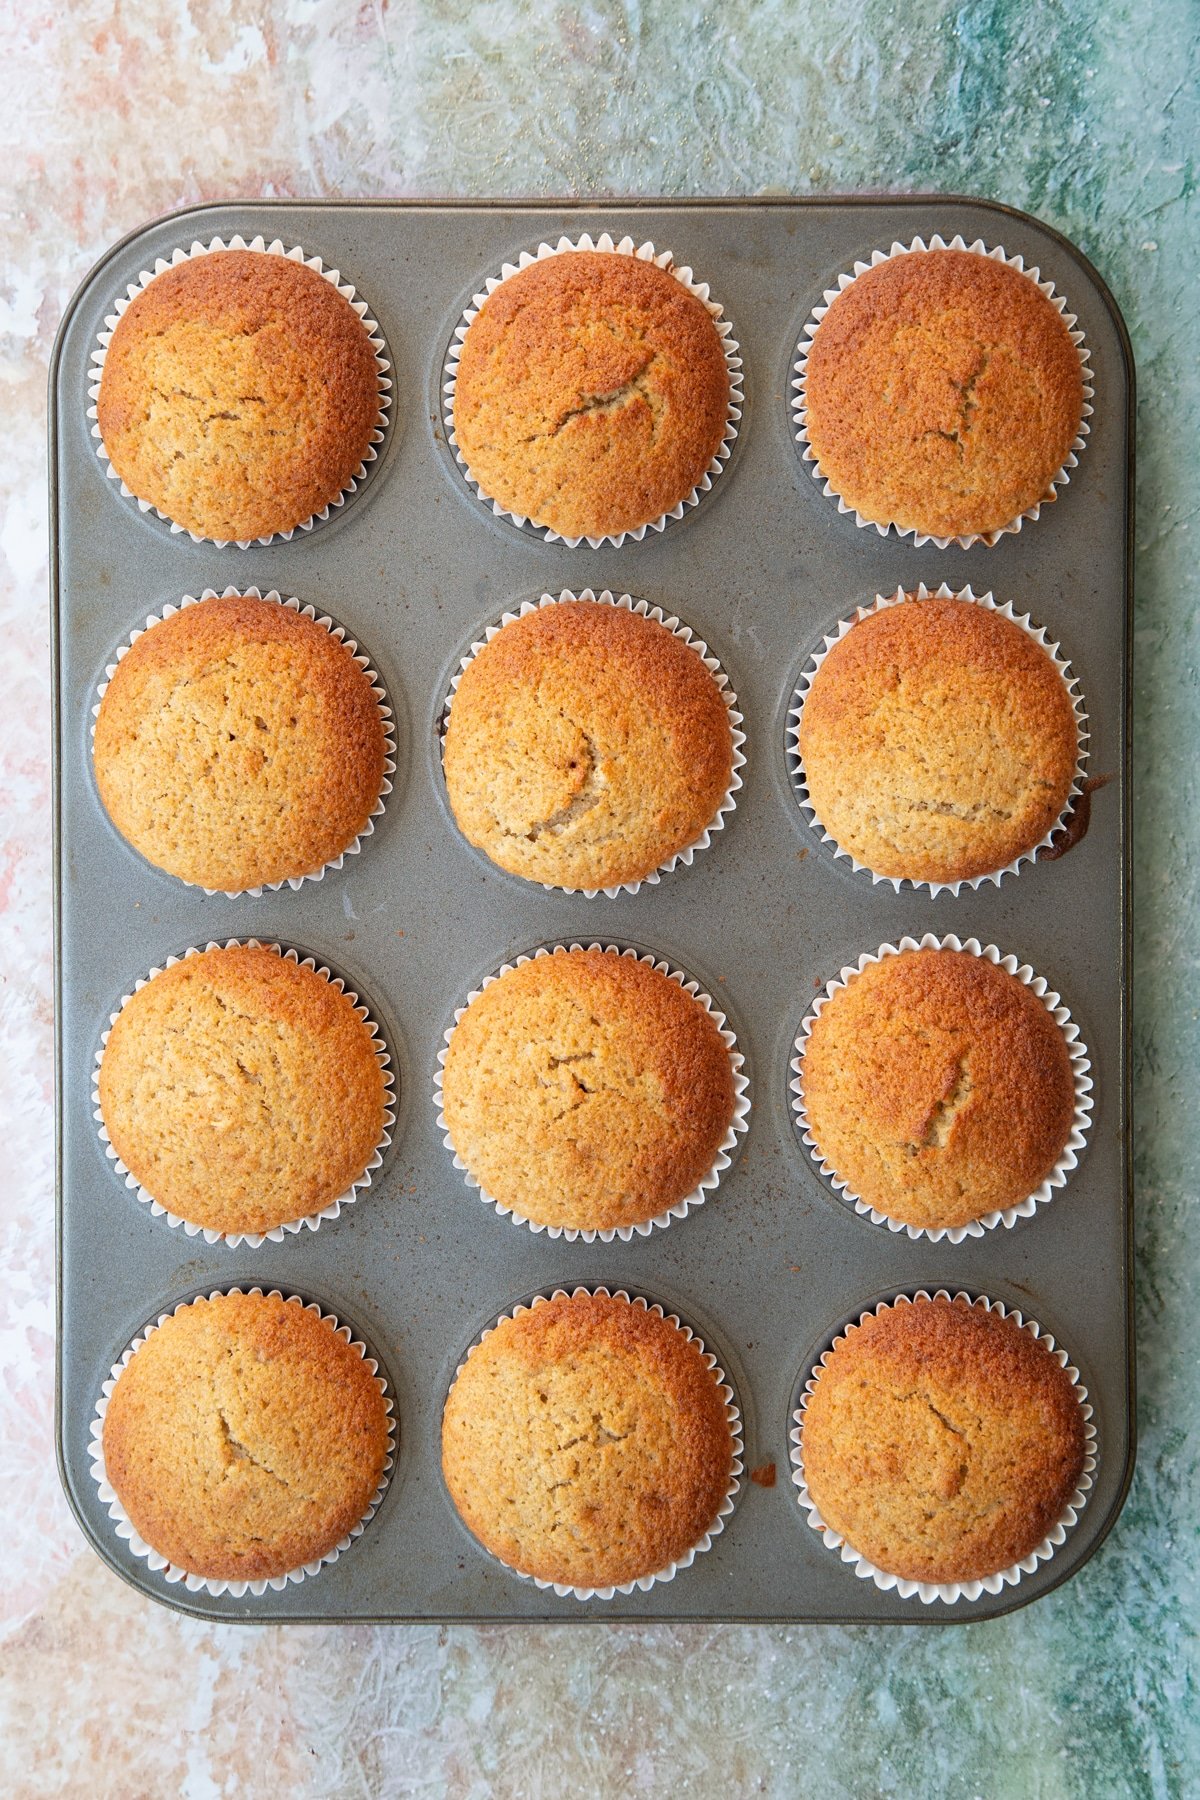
89 1287 396 1599
91 587 396 897
790 933 1094 1244
87 234 393 548
446 1286 744 1601
786 583 1090 896
442 232 743 548
791 234 1095 550
789 1288 1096 1605
93 940 396 1249
440 588 745 899
434 942 751 1244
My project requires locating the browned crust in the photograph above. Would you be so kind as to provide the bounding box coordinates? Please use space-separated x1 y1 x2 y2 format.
801 1295 1088 1585
441 948 736 1233
452 252 730 539
800 948 1076 1231
102 1291 391 1583
799 598 1079 883
98 944 388 1237
441 1292 734 1588
442 602 734 891
804 249 1084 539
96 250 381 541
93 594 387 891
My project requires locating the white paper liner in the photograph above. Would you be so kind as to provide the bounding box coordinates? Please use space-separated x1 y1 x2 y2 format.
94 940 396 1249
440 588 745 898
787 583 1090 896
443 232 743 547
446 1286 744 1601
791 234 1095 549
790 934 1094 1244
789 1288 1097 1605
434 943 750 1244
88 234 393 548
89 1287 396 1598
92 587 395 897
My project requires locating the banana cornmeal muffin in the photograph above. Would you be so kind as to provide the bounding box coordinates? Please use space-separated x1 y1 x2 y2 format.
96 249 382 542
442 1291 736 1589
102 1290 391 1583
802 247 1085 541
800 947 1076 1232
442 602 736 891
441 949 737 1234
98 944 388 1238
800 1294 1088 1585
93 593 388 891
452 251 730 539
799 597 1079 885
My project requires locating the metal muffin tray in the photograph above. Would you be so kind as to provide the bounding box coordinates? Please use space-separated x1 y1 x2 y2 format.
52 198 1134 1623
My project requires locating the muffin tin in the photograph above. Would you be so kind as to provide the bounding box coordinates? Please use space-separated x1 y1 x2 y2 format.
52 198 1133 1622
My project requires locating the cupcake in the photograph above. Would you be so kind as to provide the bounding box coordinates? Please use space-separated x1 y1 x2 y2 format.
98 944 390 1240
798 1294 1089 1586
442 1291 738 1592
800 246 1086 541
798 946 1078 1234
93 592 389 892
95 248 384 542
797 593 1081 886
439 948 742 1236
442 598 738 893
101 1290 392 1584
451 249 731 540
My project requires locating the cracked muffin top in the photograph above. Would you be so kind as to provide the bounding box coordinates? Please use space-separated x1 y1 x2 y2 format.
98 943 389 1239
102 1290 391 1583
440 948 737 1235
798 596 1079 886
93 593 388 892
451 251 730 540
96 250 381 542
802 248 1084 541
800 1294 1088 1586
799 947 1077 1232
441 601 735 892
442 1291 735 1589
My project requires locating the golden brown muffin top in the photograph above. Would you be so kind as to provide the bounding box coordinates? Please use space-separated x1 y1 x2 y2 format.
801 1295 1087 1585
96 249 382 542
803 248 1084 540
800 948 1076 1232
452 251 730 539
442 1292 735 1589
798 598 1079 884
99 944 389 1238
93 594 388 892
103 1290 391 1583
441 949 737 1235
442 602 735 891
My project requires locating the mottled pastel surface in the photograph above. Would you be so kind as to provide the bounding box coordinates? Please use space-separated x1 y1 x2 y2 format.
1 2 1196 1794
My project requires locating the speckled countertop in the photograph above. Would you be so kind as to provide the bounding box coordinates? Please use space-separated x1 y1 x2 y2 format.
1 4 1196 1795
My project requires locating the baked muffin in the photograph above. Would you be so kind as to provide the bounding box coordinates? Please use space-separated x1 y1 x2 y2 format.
102 1290 391 1583
93 593 388 891
798 596 1079 885
442 601 736 891
98 944 389 1238
802 247 1085 540
442 1291 736 1589
441 948 738 1235
800 1294 1088 1585
96 249 382 542
799 947 1077 1232
452 251 730 539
